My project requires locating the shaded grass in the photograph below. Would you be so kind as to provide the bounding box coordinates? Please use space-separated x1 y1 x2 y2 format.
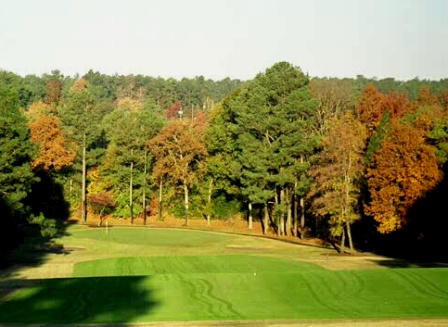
1 227 448 324
0 276 158 324
2 257 448 323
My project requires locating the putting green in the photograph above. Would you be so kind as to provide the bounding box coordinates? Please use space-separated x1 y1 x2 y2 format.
72 228 234 247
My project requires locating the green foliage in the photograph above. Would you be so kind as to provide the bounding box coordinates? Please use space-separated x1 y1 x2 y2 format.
58 85 106 145
112 193 143 218
0 86 39 255
102 101 165 218
168 200 187 218
211 195 241 219
428 113 448 164
28 213 57 238
0 88 37 216
209 62 319 234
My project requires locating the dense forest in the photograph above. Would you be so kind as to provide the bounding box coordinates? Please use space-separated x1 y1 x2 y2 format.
1 62 448 262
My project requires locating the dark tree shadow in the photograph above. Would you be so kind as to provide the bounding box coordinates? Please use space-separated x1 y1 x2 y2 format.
353 162 448 263
1 168 159 325
0 276 159 324
405 161 448 262
1 168 72 268
26 168 71 224
0 197 24 267
369 259 448 269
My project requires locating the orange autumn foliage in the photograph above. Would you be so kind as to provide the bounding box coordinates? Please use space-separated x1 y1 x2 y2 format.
382 91 412 119
69 78 88 93
366 121 442 233
357 84 412 137
357 84 385 135
29 115 76 171
416 86 439 107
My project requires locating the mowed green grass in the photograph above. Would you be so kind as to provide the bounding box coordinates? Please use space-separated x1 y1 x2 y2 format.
1 228 448 324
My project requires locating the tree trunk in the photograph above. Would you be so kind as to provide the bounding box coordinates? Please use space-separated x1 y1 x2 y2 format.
206 179 212 226
263 204 269 235
158 179 163 221
285 189 292 236
274 193 281 236
300 197 305 238
292 190 298 237
129 160 134 224
279 189 286 236
81 133 87 223
344 153 354 252
183 181 189 226
142 151 147 225
299 156 306 237
248 202 253 229
340 227 346 253
346 221 354 253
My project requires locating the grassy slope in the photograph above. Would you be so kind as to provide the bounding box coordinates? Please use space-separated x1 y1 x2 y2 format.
1 227 448 324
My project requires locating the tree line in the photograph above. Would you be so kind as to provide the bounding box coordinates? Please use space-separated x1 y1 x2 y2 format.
1 63 447 260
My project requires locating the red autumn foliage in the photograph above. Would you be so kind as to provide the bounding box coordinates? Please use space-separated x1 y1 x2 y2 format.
166 101 183 119
366 121 442 233
356 84 385 135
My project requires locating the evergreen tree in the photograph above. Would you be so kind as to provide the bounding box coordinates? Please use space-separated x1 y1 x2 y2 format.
58 79 107 222
0 87 36 255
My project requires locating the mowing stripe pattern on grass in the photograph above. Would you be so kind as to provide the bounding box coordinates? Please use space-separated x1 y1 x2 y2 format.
1 255 448 323
1 228 448 324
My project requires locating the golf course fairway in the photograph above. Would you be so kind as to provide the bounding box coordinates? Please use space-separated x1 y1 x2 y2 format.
0 227 447 325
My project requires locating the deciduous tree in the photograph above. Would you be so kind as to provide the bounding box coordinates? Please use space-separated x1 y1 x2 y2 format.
29 115 75 171
148 121 207 225
366 121 442 233
310 112 367 252
102 100 165 223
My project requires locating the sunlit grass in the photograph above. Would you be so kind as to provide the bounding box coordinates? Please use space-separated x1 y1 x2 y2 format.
1 227 448 324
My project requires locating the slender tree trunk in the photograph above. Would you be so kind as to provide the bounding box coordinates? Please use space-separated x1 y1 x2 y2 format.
81 133 87 223
346 221 354 252
129 160 134 224
263 204 269 235
285 189 292 236
274 192 281 236
206 179 212 226
340 227 346 253
142 151 147 225
248 202 253 229
280 189 286 236
300 197 305 238
299 156 305 236
183 181 189 226
292 183 298 237
344 152 354 252
158 179 163 221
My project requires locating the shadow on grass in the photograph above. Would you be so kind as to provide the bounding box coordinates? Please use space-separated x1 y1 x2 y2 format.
369 259 448 269
1 167 75 270
0 167 161 325
0 275 158 324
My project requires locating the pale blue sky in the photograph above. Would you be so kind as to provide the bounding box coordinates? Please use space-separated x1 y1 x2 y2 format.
1 0 447 80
